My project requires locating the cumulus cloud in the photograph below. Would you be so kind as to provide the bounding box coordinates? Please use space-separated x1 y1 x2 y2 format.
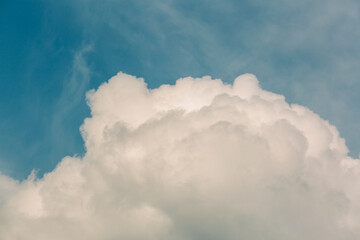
0 72 359 239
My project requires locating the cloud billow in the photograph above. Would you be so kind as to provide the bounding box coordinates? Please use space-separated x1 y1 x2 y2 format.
0 72 359 239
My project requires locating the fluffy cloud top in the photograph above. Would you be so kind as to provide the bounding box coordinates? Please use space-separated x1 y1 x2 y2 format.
0 72 359 239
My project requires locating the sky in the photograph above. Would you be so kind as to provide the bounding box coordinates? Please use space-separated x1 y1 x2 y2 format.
1 0 360 179
1 0 360 238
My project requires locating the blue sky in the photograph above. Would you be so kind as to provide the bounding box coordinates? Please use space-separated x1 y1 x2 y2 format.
1 0 360 179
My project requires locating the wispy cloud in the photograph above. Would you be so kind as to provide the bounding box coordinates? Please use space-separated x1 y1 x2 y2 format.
47 44 93 169
55 44 92 113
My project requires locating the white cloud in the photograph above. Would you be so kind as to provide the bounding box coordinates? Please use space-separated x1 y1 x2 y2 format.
0 72 359 239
